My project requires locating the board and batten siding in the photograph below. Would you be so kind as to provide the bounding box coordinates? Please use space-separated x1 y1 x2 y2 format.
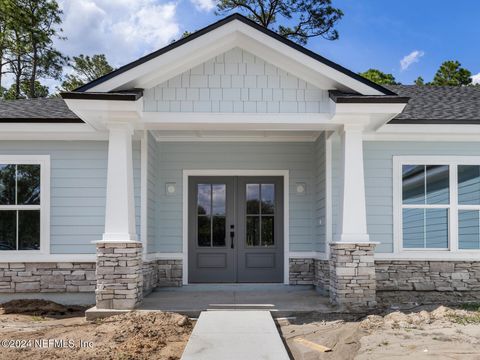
332 138 480 253
153 141 326 253
0 141 141 254
143 47 329 114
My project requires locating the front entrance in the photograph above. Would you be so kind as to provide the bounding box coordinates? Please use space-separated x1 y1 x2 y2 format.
188 176 284 283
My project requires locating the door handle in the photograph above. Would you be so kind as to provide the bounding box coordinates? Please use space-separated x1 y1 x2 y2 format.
230 231 235 249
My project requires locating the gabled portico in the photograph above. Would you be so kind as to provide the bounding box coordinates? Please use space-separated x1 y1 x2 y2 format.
61 14 407 311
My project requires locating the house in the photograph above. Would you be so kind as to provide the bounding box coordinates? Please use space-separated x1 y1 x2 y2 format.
1 14 480 310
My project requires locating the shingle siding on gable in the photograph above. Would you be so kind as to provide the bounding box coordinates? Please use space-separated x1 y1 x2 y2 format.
143 48 329 113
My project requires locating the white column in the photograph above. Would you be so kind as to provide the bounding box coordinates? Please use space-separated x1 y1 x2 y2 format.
102 122 137 241
337 124 369 242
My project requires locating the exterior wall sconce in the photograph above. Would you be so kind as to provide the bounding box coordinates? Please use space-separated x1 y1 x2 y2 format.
166 182 176 195
296 182 306 195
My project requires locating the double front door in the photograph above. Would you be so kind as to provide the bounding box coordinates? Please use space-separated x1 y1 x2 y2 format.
188 176 284 283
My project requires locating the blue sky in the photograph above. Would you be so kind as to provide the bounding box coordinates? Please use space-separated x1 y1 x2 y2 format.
51 0 480 88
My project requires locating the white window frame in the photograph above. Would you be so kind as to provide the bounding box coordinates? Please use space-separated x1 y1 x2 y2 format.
393 156 480 254
0 155 50 255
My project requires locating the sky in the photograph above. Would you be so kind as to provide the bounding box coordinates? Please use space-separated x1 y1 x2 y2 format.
45 0 480 89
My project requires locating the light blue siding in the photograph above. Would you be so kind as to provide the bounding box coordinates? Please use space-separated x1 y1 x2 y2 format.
332 140 480 253
0 141 141 254
146 132 158 253
153 141 324 253
314 133 326 252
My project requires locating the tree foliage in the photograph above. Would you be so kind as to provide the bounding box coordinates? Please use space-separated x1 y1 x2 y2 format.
430 60 472 86
0 0 66 99
60 54 114 91
216 0 343 45
414 76 424 86
359 69 400 85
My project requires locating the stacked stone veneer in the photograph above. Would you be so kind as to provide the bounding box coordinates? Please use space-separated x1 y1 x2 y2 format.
376 261 480 292
329 243 377 308
96 242 143 310
289 258 315 284
314 259 330 295
142 259 183 293
0 262 96 293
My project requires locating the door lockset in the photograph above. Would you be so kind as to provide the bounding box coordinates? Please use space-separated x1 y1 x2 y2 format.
230 224 235 249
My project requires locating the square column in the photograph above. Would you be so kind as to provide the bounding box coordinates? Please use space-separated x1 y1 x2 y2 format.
329 124 377 309
95 122 143 310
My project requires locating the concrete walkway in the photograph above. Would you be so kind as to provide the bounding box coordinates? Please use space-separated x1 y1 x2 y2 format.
139 284 332 317
181 311 290 360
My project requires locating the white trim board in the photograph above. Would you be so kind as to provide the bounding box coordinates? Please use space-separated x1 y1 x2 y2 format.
0 155 50 260
393 155 480 257
182 169 290 285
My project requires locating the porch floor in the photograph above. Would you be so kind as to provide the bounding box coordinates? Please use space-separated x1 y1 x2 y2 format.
139 284 333 317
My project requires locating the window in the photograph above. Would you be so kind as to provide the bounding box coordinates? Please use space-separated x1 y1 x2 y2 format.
0 156 49 253
395 157 480 253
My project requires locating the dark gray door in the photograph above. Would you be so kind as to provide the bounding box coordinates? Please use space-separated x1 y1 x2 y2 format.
188 176 283 283
188 177 235 283
236 177 284 283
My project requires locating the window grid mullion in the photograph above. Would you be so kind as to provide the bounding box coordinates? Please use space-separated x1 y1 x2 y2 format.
15 165 18 251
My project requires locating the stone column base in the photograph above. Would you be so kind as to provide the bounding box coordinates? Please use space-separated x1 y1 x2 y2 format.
96 241 143 310
329 242 376 309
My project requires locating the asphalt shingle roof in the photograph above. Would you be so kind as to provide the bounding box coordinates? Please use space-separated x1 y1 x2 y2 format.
385 85 480 124
0 97 82 123
0 85 479 125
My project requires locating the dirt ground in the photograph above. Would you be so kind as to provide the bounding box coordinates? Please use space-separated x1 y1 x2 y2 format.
0 300 193 360
279 305 480 360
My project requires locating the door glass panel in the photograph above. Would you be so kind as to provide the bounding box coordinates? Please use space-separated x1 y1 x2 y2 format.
197 215 211 247
261 184 275 214
197 183 227 247
246 183 276 247
197 184 211 215
261 217 274 246
212 216 226 246
246 184 260 214
246 216 260 246
212 184 226 215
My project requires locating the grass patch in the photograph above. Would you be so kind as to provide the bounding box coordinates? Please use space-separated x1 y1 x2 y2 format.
448 313 480 325
459 303 480 312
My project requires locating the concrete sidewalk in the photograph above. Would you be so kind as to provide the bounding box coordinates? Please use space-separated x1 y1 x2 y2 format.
181 310 290 360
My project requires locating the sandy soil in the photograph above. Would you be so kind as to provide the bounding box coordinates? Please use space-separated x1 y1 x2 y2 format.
280 306 480 360
0 300 193 360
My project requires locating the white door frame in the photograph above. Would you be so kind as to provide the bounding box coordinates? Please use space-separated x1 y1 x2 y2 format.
182 169 290 285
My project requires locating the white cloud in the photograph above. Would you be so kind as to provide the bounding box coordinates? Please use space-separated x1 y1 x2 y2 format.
472 73 480 85
400 50 425 71
56 0 180 68
190 0 216 11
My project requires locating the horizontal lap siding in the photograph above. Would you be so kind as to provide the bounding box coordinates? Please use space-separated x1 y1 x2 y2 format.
314 134 326 252
362 141 480 253
154 141 317 253
147 132 158 253
0 141 141 254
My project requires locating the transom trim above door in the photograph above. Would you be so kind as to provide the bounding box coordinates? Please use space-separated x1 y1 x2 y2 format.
183 170 289 285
